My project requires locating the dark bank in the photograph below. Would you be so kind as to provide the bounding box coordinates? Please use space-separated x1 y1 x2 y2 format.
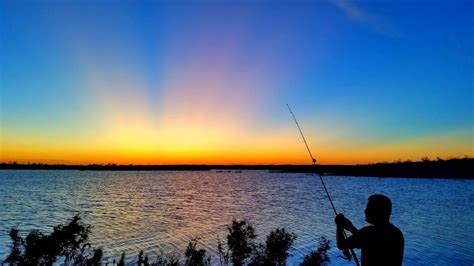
1 157 472 179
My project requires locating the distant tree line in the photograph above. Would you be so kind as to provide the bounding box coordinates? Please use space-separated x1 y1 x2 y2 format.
2 215 330 266
0 157 471 179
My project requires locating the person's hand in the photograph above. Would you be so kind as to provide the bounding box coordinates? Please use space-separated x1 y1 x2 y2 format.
335 213 355 231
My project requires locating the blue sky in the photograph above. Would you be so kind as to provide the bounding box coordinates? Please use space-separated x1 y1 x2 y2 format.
0 0 472 164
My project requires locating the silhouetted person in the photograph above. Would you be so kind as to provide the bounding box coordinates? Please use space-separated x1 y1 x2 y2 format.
335 194 404 266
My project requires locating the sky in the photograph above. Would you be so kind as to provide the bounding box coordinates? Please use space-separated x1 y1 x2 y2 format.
0 0 473 165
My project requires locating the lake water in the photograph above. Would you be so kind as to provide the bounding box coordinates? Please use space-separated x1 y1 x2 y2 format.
0 170 473 265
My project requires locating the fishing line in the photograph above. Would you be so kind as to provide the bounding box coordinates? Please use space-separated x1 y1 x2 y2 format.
286 104 360 266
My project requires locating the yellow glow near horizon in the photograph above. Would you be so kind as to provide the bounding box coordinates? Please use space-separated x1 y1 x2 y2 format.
1 122 472 165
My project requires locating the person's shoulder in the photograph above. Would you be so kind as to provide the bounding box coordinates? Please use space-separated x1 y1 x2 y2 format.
388 223 404 240
358 225 377 234
388 224 403 234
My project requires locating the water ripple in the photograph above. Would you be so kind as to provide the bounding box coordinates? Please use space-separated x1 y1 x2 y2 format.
0 170 472 265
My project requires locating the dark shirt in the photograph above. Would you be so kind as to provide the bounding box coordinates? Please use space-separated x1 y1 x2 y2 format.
344 223 404 266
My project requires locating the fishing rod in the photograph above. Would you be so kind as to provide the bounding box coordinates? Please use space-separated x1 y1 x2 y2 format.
286 104 360 266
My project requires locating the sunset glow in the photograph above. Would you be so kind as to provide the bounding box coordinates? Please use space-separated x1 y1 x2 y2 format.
1 0 473 165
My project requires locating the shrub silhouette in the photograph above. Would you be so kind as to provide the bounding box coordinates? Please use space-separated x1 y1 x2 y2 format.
152 252 179 266
226 219 256 266
5 216 331 265
263 228 297 265
117 252 125 266
184 240 210 266
248 228 296 266
137 250 145 265
4 215 102 265
125 251 179 266
5 229 22 264
300 237 330 266
217 237 229 266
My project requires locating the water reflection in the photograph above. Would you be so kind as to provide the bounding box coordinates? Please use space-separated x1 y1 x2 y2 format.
0 170 472 265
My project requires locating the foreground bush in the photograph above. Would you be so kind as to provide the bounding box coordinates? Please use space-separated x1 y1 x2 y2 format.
248 228 296 266
4 215 102 265
226 220 256 265
185 240 210 266
300 237 330 266
4 216 330 265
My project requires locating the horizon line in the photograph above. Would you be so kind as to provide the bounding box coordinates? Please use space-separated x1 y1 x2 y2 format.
1 156 471 167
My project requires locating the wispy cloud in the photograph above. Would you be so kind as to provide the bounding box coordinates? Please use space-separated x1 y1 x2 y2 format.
331 0 368 21
330 0 403 37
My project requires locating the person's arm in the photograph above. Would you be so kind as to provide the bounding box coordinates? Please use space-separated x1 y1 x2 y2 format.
335 214 359 250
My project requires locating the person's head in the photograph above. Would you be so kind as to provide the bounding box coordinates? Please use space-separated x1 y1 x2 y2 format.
364 194 392 225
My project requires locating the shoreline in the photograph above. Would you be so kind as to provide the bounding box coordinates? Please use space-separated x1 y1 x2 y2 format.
1 158 472 179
